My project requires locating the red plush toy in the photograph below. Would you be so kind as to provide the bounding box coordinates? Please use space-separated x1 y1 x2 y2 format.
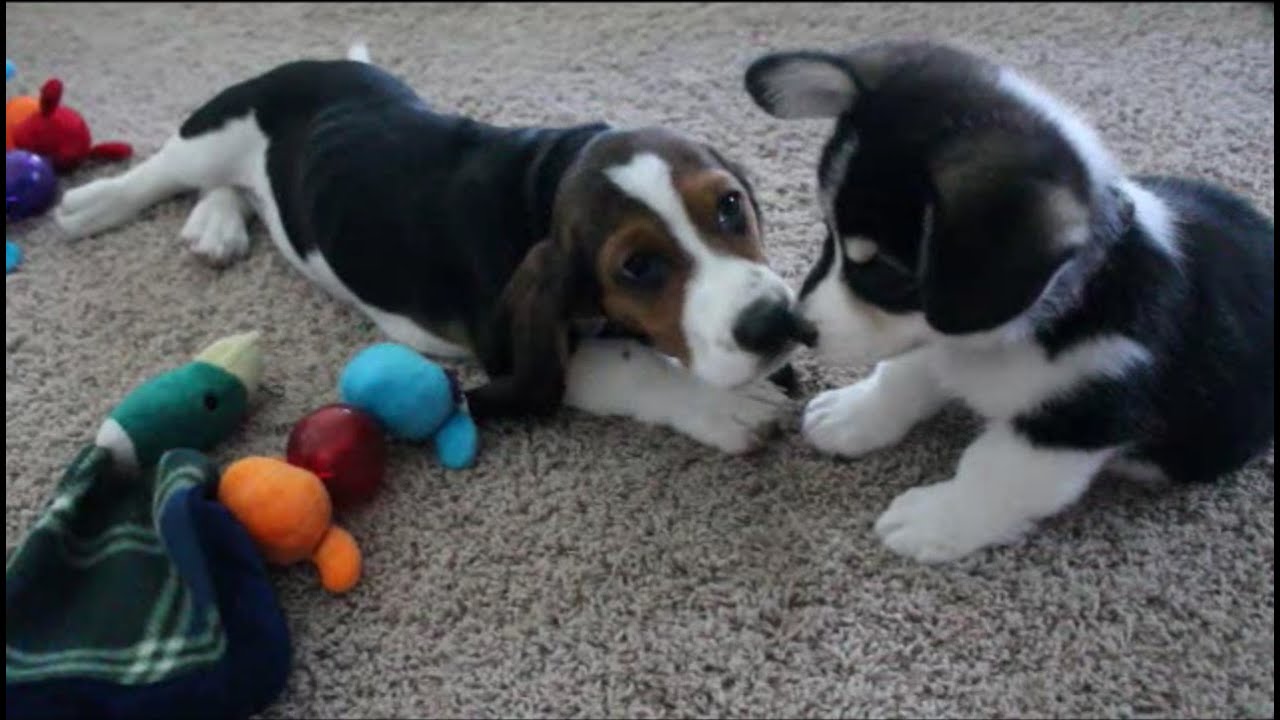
10 78 132 173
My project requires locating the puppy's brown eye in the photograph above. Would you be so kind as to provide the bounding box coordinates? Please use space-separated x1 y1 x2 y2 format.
619 252 667 290
716 191 748 235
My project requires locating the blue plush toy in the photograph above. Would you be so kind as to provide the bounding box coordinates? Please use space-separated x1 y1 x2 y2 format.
338 343 479 469
6 240 19 273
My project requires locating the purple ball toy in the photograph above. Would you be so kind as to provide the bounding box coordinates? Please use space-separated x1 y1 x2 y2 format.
6 150 58 222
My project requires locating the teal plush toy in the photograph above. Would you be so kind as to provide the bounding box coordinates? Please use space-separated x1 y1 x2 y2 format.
338 343 479 469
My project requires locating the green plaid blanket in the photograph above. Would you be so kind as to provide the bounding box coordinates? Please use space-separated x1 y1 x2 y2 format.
6 447 290 719
8 448 225 684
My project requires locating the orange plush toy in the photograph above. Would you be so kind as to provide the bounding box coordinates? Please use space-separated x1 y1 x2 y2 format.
10 78 133 173
6 94 38 151
218 456 362 593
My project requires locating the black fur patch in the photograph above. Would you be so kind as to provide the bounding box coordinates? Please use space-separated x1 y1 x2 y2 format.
180 58 609 416
1020 177 1274 483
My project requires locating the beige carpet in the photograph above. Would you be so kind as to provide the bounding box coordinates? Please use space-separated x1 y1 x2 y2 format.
5 3 1275 718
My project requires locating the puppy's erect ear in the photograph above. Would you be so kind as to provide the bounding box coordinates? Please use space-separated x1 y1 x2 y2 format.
745 51 861 119
746 42 981 120
465 236 579 420
922 133 1091 335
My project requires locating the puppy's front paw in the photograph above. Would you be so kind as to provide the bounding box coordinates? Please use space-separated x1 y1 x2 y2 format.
874 480 1031 563
684 381 789 455
802 379 905 458
181 189 249 267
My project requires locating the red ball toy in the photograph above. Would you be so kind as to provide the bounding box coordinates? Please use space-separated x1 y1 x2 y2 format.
286 404 387 508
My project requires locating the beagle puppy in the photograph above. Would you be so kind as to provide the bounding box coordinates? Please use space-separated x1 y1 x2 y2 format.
57 44 814 453
745 41 1275 561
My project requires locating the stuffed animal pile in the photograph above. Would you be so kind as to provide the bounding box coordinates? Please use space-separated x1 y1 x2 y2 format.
6 332 483 717
218 341 479 594
6 59 133 272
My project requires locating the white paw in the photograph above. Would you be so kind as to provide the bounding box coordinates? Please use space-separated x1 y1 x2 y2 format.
874 480 1031 563
802 379 906 458
178 190 217 242
683 381 789 454
181 190 249 267
55 178 131 239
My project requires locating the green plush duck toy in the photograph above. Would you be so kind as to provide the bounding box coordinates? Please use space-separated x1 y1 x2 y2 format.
93 331 264 475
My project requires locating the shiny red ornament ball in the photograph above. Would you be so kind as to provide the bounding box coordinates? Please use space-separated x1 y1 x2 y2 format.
286 403 387 507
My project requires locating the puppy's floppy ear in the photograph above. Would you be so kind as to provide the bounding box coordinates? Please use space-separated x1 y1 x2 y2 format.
465 235 580 420
745 51 861 119
922 133 1091 335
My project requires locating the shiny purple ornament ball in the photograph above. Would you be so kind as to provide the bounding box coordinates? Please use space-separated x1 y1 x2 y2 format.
6 150 58 221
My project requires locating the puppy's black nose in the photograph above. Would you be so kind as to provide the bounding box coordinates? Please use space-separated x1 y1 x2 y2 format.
733 298 817 356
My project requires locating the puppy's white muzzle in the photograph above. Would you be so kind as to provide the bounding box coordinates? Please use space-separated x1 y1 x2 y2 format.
686 258 809 388
800 251 930 368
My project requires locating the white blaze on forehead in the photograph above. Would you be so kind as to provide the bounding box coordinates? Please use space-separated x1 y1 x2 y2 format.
604 153 713 263
603 151 796 388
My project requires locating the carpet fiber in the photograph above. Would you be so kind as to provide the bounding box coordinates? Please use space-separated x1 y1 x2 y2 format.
5 3 1274 718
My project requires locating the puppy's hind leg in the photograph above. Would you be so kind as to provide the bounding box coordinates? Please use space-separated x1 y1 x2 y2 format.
56 117 263 241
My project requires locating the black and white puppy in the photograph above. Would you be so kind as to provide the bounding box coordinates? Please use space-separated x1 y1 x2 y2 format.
746 41 1275 562
56 44 817 453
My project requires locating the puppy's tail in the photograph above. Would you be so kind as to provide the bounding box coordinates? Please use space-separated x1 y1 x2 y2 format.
346 41 371 64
